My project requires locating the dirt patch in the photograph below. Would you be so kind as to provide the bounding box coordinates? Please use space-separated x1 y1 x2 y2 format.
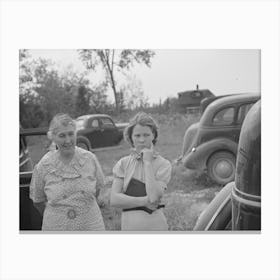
163 188 221 230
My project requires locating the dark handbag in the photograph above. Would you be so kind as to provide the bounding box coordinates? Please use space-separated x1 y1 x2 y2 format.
123 178 164 214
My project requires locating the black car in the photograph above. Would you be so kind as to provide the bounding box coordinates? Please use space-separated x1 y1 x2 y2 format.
193 100 261 230
182 93 260 185
75 114 128 150
19 127 48 230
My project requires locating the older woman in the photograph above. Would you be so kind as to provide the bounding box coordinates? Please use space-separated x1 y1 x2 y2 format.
110 112 172 231
30 113 105 231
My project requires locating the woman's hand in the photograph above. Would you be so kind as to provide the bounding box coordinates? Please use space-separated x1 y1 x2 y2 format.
143 196 161 211
141 143 154 163
33 202 46 216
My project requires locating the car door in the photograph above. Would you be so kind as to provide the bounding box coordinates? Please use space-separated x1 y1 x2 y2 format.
99 117 118 146
86 117 103 148
215 105 241 143
199 106 237 144
235 102 256 143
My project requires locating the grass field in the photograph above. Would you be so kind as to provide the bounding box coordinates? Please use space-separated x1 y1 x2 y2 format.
27 113 222 231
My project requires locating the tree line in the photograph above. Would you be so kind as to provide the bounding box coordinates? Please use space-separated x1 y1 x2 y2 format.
19 49 183 128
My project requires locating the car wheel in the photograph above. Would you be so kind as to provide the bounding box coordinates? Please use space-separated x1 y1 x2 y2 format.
76 137 91 151
207 151 236 185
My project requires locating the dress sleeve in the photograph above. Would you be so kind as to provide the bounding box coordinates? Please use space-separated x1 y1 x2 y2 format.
155 159 172 190
29 164 47 203
112 158 125 179
92 154 105 188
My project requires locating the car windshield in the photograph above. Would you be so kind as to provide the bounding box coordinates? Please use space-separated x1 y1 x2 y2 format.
76 119 86 130
100 118 115 128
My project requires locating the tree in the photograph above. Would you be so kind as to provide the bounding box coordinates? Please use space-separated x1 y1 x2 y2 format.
75 85 90 116
19 54 90 126
19 50 46 127
120 76 149 110
78 49 155 112
19 49 38 97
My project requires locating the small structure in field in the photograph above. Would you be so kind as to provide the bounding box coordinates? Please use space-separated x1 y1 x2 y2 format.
178 85 215 113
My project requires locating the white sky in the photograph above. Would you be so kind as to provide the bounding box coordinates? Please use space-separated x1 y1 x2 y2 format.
29 49 260 104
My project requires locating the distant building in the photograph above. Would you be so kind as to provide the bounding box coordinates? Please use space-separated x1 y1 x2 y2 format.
178 85 215 112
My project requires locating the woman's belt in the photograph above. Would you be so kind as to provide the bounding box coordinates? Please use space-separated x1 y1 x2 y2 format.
123 204 165 214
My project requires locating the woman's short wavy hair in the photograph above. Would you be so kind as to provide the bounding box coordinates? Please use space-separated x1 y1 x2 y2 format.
47 113 76 140
124 112 159 147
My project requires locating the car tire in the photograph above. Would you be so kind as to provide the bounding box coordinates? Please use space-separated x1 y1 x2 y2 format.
207 151 236 185
76 137 91 151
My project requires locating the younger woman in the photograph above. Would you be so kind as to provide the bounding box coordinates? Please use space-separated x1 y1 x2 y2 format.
110 112 171 231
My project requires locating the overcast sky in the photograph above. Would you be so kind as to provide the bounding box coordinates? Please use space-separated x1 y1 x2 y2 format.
29 49 260 104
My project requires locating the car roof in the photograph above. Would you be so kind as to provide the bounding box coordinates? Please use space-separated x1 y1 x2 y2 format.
206 93 260 111
20 127 48 136
199 93 261 125
76 114 111 120
200 94 234 112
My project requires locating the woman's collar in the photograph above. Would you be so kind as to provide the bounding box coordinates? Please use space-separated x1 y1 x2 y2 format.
43 147 87 168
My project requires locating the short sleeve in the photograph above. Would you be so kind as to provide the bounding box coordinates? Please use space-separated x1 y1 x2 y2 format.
155 160 172 190
112 159 125 179
92 154 105 188
29 164 47 203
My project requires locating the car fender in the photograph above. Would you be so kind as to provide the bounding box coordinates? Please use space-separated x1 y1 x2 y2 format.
193 182 233 230
76 135 92 150
181 122 199 156
183 138 238 170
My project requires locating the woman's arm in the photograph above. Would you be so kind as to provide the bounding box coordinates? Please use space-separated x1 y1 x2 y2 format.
142 147 166 203
143 161 164 203
33 202 46 216
110 177 148 208
30 163 47 212
92 154 105 199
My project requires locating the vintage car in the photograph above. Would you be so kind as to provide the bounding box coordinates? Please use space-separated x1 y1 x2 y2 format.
20 127 47 230
75 114 128 150
193 100 261 230
182 93 260 185
20 132 33 172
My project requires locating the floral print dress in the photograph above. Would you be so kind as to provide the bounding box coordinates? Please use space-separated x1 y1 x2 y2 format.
30 147 105 231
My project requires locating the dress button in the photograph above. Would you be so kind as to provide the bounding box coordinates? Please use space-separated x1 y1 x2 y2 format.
67 209 76 219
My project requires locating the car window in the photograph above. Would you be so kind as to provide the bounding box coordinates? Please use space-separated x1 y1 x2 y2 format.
76 119 85 130
90 119 99 128
100 118 115 128
213 107 234 125
237 103 254 123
